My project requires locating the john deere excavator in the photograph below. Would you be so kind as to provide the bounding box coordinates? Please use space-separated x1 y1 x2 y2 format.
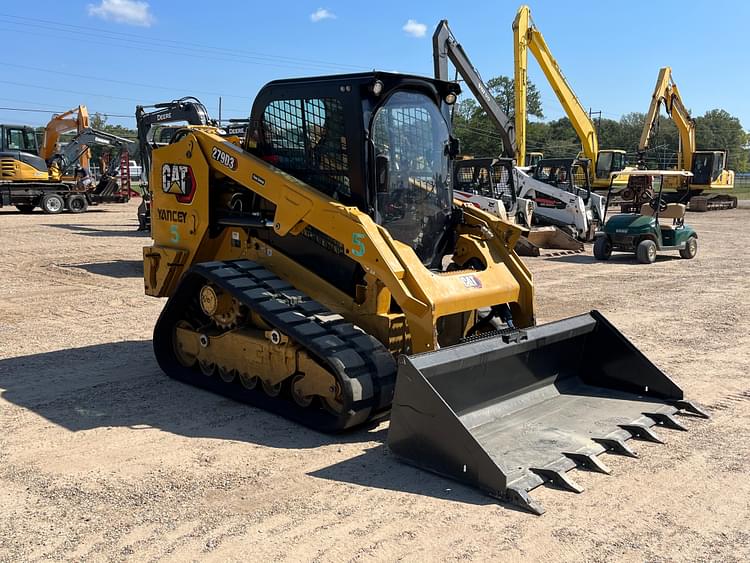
143 71 707 515
513 5 633 190
638 67 736 211
135 97 214 230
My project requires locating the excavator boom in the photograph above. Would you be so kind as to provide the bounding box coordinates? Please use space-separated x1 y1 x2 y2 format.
513 6 597 167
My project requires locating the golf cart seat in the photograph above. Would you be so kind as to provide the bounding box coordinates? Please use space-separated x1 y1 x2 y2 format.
640 203 686 230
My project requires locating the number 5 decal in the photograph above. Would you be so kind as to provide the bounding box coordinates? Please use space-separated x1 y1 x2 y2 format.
352 233 366 256
170 224 180 243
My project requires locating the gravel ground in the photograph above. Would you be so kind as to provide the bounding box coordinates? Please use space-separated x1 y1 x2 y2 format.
0 200 748 562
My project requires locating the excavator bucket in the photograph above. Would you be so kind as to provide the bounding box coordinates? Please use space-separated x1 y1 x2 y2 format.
515 226 583 257
387 311 708 515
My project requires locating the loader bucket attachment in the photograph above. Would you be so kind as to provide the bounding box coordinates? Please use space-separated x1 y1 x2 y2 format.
515 226 583 257
387 311 707 515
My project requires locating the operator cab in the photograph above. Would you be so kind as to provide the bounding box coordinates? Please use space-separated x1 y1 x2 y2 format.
594 149 627 180
249 71 461 269
690 150 727 186
524 152 543 168
533 157 592 202
0 124 48 176
453 157 517 212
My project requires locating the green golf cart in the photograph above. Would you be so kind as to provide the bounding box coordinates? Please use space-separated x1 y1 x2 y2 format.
593 169 698 264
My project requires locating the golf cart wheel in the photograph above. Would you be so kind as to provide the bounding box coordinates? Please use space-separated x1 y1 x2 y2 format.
15 204 35 214
593 237 612 260
636 239 657 264
40 193 64 214
67 194 88 214
679 236 698 259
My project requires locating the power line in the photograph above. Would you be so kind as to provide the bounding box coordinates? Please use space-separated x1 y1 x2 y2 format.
0 106 131 118
0 13 368 72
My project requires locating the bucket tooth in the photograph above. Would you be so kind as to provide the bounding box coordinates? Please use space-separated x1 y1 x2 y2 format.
529 468 584 493
505 485 545 515
593 437 639 458
563 452 612 474
672 400 710 419
644 411 688 431
619 423 664 444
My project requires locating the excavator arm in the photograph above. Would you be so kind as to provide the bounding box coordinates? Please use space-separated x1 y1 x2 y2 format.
433 20 517 158
639 67 696 170
54 127 134 172
513 6 598 172
40 105 90 169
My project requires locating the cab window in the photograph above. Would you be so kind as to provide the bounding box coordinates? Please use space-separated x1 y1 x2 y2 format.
6 128 37 151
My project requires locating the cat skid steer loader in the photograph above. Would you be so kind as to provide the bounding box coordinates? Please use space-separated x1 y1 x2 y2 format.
143 72 707 514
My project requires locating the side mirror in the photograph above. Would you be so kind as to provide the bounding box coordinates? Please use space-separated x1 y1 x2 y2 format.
376 154 390 193
448 136 461 158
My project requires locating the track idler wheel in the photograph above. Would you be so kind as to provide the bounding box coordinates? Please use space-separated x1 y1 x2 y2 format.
291 374 313 408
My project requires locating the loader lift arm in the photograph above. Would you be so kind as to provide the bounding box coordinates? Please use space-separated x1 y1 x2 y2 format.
433 20 517 158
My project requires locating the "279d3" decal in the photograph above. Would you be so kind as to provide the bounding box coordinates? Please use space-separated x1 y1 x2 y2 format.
211 146 237 170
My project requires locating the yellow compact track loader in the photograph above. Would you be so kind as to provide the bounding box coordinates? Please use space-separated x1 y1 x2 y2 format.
143 72 707 514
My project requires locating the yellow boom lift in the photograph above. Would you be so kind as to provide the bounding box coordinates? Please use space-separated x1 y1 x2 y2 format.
638 67 736 211
143 71 707 514
513 5 631 189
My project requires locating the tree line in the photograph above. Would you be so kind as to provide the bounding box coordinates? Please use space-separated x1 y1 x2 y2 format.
452 76 749 172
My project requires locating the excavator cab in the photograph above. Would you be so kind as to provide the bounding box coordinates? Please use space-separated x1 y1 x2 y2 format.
524 151 543 168
0 124 49 181
690 150 731 187
595 149 627 180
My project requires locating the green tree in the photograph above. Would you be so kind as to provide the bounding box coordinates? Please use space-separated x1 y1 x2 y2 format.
695 109 748 171
452 75 544 156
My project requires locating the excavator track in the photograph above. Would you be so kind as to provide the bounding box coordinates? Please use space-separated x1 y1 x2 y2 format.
153 259 397 432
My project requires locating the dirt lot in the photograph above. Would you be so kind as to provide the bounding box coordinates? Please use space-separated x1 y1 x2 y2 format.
1 201 748 562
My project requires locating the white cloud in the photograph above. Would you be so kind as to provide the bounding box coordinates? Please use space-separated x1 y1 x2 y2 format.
310 8 336 22
87 0 155 27
402 19 426 38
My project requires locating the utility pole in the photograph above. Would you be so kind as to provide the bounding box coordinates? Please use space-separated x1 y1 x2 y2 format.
589 108 602 140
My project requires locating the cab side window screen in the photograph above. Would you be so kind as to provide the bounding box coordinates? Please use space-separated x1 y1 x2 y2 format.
260 98 351 200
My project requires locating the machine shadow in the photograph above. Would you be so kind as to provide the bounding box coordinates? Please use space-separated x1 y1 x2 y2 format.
66 259 143 278
308 446 498 508
544 253 682 264
44 223 147 237
0 341 384 451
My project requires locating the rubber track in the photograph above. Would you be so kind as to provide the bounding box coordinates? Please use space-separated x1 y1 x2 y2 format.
153 259 397 432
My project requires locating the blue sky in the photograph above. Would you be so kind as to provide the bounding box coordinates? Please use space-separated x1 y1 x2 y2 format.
1 0 748 131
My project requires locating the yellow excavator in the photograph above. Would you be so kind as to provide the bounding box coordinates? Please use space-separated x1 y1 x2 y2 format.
143 71 707 515
513 5 632 190
638 67 736 211
0 106 90 184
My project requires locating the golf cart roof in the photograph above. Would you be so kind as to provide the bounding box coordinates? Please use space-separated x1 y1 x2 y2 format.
610 169 693 178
